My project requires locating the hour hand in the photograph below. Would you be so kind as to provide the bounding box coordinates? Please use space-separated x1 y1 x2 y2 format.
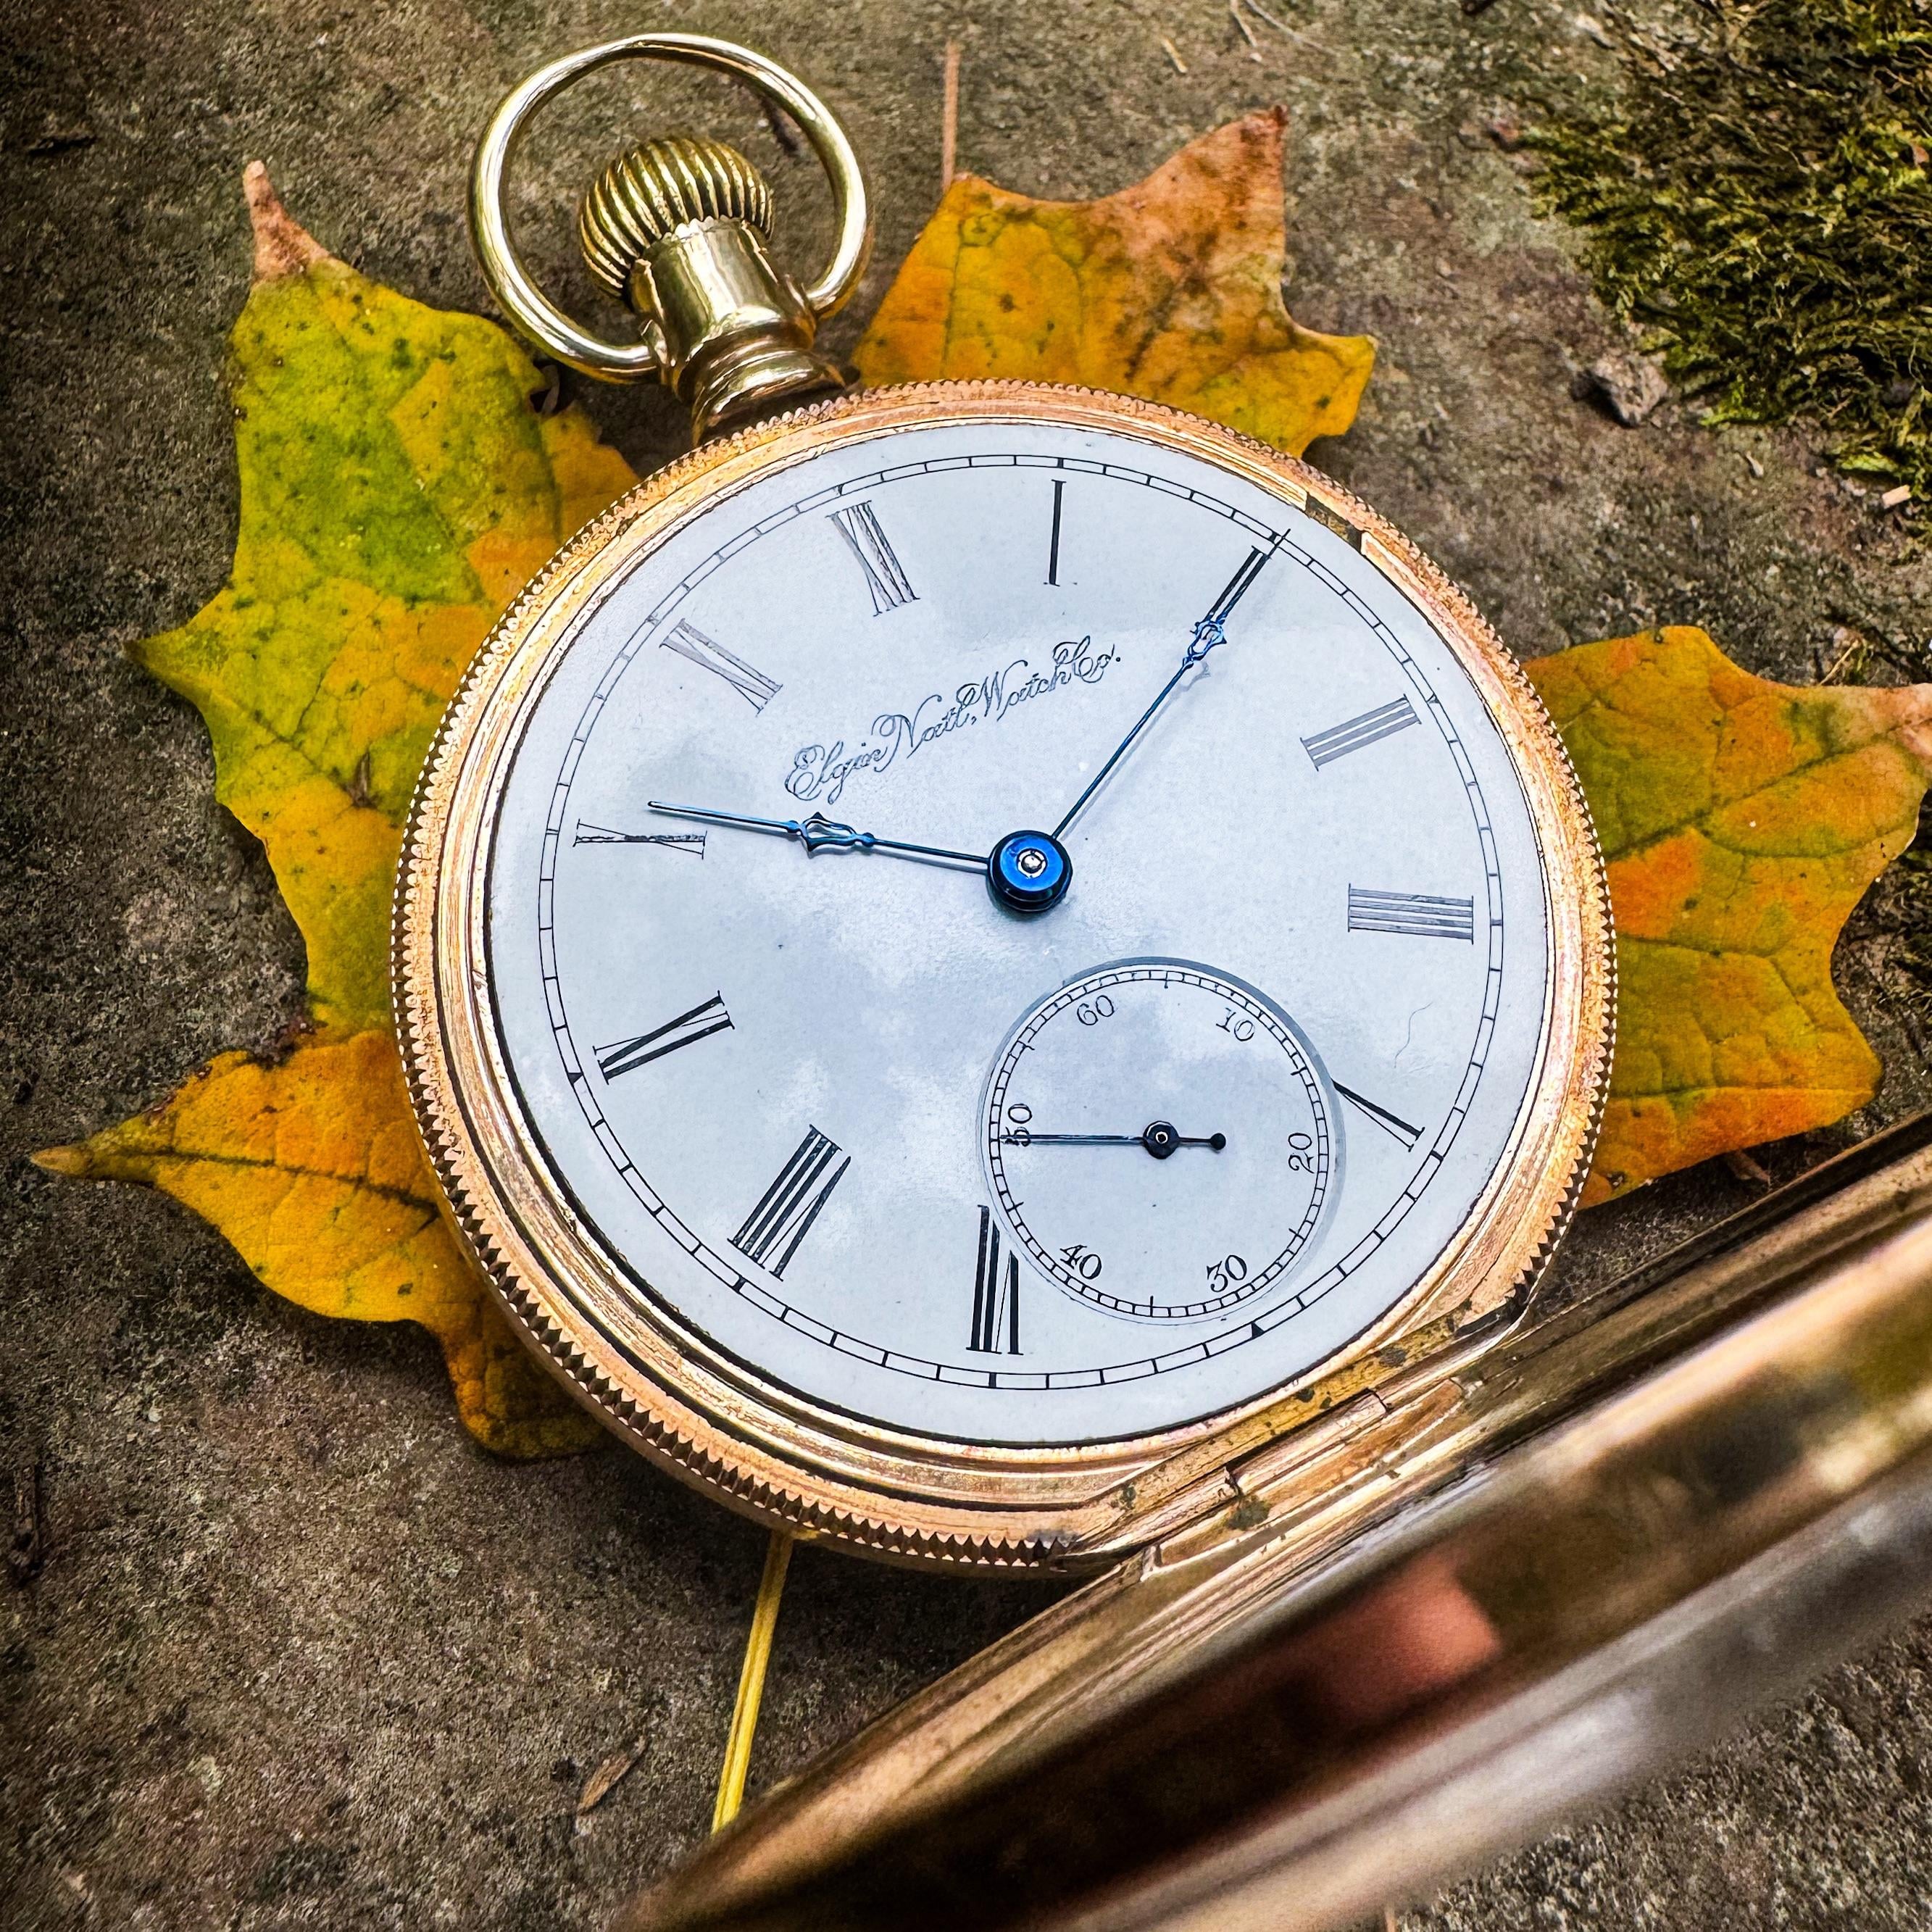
648 801 986 870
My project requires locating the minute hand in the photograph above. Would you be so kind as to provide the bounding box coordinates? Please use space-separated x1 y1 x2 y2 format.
1051 545 1271 841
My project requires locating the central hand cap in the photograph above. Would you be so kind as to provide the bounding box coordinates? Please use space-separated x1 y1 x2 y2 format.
987 830 1072 915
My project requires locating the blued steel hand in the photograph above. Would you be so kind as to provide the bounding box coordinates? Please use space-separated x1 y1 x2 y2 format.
1000 1120 1228 1160
1051 545 1273 841
648 801 986 870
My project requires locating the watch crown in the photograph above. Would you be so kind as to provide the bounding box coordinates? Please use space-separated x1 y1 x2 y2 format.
571 129 840 443
578 135 773 302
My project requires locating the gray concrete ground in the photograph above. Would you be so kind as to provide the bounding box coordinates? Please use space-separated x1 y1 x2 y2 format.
5 0 1932 1925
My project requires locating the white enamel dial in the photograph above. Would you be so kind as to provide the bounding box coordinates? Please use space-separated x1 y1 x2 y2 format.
482 414 1552 1447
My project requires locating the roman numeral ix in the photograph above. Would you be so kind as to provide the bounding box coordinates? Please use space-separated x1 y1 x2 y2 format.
969 1206 1022 1354
1302 695 1419 769
1347 887 1475 943
658 620 780 712
573 821 706 857
830 501 917 613
733 1128 850 1279
594 992 733 1080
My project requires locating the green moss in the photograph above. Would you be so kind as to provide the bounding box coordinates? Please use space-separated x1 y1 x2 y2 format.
1531 0 1932 507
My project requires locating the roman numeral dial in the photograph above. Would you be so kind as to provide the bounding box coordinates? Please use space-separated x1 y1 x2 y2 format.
1335 1083 1423 1154
499 428 1553 1449
970 1206 1021 1354
594 993 733 1080
1302 696 1418 768
574 821 705 857
1347 887 1475 942
1045 477 1067 586
658 620 780 712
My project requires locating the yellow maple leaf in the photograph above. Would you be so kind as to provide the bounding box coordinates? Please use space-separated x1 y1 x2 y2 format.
854 109 1375 457
36 167 635 1454
38 1033 593 1454
1527 626 1932 1206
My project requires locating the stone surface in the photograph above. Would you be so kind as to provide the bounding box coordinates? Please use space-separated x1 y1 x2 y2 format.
1578 346 1671 426
3 1 1930 1926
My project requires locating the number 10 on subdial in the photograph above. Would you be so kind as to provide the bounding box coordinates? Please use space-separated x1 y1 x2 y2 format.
980 962 1338 1323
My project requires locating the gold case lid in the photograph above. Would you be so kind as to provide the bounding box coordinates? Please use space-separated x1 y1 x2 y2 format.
622 1112 1932 1931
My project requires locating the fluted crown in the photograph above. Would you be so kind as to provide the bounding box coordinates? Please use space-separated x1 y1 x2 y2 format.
578 135 773 301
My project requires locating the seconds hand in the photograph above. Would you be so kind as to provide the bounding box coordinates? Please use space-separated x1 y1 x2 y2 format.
1051 544 1273 841
1002 1120 1228 1160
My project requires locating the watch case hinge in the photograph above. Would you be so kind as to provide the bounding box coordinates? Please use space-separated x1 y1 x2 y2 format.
1136 1336 1496 1575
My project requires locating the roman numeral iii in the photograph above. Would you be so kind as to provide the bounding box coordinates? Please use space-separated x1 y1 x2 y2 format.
1347 887 1476 942
733 1128 850 1279
658 620 780 712
969 1206 1022 1354
1302 695 1418 769
594 992 733 1080
830 501 917 612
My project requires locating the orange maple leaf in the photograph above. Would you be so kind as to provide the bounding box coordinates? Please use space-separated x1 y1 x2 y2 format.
854 109 1375 457
1528 626 1932 1205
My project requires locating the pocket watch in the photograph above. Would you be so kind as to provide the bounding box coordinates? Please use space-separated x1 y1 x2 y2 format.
396 33 1613 1571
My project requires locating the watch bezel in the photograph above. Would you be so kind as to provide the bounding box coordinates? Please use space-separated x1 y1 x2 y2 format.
394 381 1613 1570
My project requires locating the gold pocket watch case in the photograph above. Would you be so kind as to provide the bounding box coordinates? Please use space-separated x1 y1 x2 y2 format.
623 1116 1932 1931
395 34 1612 1572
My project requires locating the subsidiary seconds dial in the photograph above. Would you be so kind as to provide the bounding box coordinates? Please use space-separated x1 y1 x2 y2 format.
983 963 1337 1320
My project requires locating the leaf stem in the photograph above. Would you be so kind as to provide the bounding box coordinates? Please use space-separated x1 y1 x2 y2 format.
712 1528 794 1832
